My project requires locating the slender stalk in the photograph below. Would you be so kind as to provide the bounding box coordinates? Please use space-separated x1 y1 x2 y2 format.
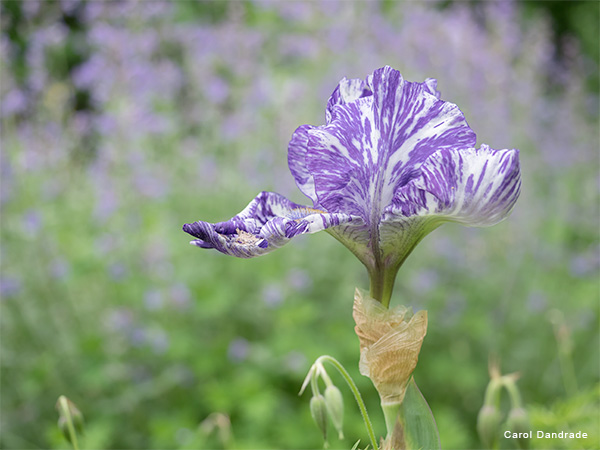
368 265 396 308
484 378 502 407
316 356 379 450
503 377 522 408
310 371 320 398
58 396 80 450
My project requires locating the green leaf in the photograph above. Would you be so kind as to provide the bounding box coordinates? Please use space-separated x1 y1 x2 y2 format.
397 378 441 450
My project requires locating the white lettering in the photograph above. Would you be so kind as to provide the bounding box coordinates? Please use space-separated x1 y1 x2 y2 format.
537 430 588 439
505 431 531 439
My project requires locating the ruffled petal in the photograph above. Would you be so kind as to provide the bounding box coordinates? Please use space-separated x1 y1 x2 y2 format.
325 76 372 124
289 77 372 204
183 191 357 258
304 66 476 222
385 145 521 226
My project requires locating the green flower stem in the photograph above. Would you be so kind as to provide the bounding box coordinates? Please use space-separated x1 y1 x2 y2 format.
381 402 401 437
484 378 502 407
319 366 334 388
368 266 396 308
310 371 320 398
316 356 379 450
58 396 80 450
503 377 522 409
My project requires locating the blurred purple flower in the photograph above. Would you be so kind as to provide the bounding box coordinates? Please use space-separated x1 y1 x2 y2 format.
72 54 105 90
205 76 230 105
93 184 119 222
569 248 600 278
108 263 128 281
228 338 250 363
60 0 81 15
130 327 146 346
22 210 42 235
220 115 244 141
287 268 312 292
1 89 28 117
95 113 117 135
133 170 168 199
262 283 284 308
71 111 94 136
50 258 71 280
278 35 320 61
21 0 41 19
410 269 439 294
0 276 22 298
273 1 313 23
170 283 191 310
105 308 134 332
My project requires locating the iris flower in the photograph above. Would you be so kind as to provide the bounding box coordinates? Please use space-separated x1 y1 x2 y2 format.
183 66 521 306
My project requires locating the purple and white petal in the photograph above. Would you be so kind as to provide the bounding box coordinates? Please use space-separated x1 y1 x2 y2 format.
183 191 357 258
288 124 316 202
303 66 476 222
289 77 372 204
325 76 372 123
385 145 521 227
422 78 441 99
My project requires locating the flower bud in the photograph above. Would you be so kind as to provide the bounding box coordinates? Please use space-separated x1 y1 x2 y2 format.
56 396 84 444
506 407 530 449
353 288 427 405
310 394 328 441
324 385 344 439
477 404 502 449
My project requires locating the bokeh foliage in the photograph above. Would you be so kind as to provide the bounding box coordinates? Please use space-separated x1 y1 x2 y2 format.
1 1 598 449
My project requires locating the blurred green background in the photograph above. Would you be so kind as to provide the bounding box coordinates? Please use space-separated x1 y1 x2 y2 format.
1 1 598 449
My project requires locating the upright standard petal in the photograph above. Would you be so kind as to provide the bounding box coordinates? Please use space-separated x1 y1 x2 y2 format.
183 191 357 258
288 76 372 204
301 66 476 221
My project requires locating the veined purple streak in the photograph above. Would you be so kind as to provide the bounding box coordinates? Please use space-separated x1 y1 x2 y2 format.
183 66 521 302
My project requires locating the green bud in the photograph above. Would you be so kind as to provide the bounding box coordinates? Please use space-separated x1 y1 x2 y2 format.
324 385 344 439
56 396 84 446
506 408 530 449
477 405 503 449
310 394 328 441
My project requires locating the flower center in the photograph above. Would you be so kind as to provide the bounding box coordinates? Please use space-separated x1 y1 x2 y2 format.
235 229 262 245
